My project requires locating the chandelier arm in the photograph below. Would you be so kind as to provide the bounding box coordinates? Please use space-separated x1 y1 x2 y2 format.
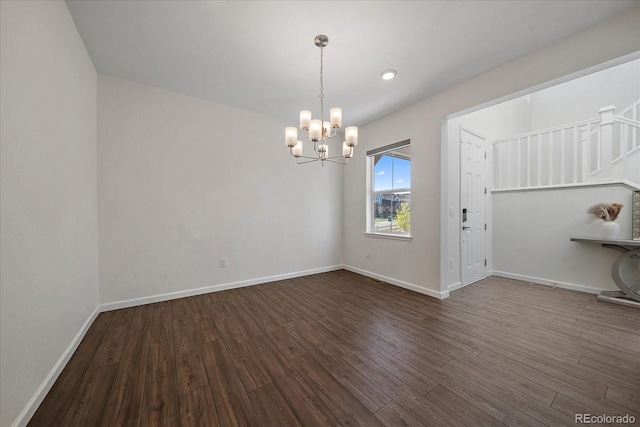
326 154 351 160
291 150 322 161
295 157 321 164
324 158 349 165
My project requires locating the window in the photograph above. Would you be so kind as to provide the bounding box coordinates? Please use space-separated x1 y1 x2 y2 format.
367 140 411 237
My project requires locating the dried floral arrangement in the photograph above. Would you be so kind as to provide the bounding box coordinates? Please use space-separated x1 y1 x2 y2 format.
588 202 623 222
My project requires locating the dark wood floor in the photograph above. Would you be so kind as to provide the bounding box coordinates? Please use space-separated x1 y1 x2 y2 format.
28 270 639 426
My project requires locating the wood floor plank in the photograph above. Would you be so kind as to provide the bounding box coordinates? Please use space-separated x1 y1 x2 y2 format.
129 303 154 332
59 364 118 426
187 297 219 344
449 349 557 406
605 387 640 416
250 285 300 324
443 357 573 426
265 327 307 361
373 400 427 427
396 350 548 427
224 291 266 338
251 334 342 426
291 354 384 427
90 309 135 369
29 272 640 427
287 335 392 413
480 349 639 419
100 329 150 427
317 313 409 357
480 348 609 399
28 311 115 426
221 335 272 392
171 297 192 321
141 358 179 426
172 316 209 395
234 287 283 333
341 349 463 426
355 347 439 396
425 384 507 427
178 386 220 427
148 301 174 364
282 319 352 358
199 339 261 426
248 383 302 427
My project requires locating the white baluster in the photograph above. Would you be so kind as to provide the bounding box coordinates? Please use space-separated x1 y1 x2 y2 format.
517 137 522 188
548 131 553 185
560 129 566 185
599 105 615 181
494 143 501 189
581 126 589 182
526 135 531 187
572 126 578 184
537 134 542 186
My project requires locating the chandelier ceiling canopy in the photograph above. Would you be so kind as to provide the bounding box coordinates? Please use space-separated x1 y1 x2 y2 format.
284 35 357 165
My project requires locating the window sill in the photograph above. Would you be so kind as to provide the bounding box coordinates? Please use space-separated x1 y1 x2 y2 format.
365 232 412 241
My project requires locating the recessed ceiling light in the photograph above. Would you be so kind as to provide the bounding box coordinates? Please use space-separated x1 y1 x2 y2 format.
381 69 397 80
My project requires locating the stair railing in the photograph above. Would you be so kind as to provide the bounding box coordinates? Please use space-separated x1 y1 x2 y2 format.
493 100 640 190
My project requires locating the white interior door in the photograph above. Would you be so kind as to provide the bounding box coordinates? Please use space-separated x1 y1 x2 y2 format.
460 126 487 286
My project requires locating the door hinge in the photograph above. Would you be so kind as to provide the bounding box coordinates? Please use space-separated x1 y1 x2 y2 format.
484 259 487 266
484 224 487 230
484 187 487 194
484 152 487 159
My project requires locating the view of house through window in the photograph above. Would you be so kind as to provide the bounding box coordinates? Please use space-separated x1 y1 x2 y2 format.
368 141 411 235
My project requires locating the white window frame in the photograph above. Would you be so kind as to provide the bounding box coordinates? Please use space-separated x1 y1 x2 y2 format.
365 139 412 240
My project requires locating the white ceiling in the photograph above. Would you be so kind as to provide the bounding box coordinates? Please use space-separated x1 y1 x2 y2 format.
65 0 638 126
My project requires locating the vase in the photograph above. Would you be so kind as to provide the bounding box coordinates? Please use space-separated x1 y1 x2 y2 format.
600 221 620 240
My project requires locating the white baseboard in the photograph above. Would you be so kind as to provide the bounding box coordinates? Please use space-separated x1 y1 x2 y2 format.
448 282 462 292
343 265 449 299
491 270 604 295
101 265 344 311
12 305 100 427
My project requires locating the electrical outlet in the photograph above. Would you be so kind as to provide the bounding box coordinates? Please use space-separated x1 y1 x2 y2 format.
448 258 454 268
366 250 371 258
220 258 228 268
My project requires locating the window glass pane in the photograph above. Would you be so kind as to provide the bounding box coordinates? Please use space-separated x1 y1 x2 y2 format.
369 145 411 235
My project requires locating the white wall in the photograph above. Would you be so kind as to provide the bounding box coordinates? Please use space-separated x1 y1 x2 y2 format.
343 101 442 296
0 2 99 426
343 6 640 296
493 185 634 293
530 59 640 130
97 75 343 305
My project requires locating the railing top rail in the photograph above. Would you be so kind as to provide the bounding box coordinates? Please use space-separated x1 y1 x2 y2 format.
492 180 640 193
619 98 640 116
493 117 599 144
613 114 640 128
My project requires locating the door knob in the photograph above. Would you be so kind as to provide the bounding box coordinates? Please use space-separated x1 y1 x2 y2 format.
462 226 471 230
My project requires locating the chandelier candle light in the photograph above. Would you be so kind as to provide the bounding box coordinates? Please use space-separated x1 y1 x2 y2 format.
285 35 358 165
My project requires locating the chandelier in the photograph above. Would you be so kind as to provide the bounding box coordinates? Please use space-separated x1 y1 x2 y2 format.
284 35 358 165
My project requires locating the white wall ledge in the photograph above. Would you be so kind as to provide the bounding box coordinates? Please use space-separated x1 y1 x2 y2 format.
364 232 412 241
492 179 640 193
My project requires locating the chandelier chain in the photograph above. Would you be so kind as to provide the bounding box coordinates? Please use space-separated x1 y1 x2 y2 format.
319 46 325 133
